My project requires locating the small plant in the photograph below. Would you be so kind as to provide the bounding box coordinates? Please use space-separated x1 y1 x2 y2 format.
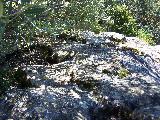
118 68 130 79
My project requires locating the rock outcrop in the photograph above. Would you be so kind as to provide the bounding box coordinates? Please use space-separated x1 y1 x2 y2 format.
0 31 160 119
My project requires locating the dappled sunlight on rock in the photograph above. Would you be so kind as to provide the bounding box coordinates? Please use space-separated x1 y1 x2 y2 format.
1 31 160 119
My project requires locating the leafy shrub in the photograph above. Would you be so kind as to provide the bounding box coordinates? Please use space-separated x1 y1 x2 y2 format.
101 4 155 45
0 0 105 55
137 29 155 45
64 0 104 34
104 4 138 36
104 0 160 44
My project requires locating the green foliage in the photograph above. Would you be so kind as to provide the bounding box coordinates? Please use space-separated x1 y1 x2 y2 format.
101 3 156 45
1 0 157 50
0 0 104 54
63 0 104 34
110 0 160 43
118 68 130 79
137 28 155 45
0 2 54 54
104 4 138 36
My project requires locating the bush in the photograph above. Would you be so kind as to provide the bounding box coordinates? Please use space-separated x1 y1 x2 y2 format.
100 4 155 45
64 0 104 34
103 4 138 36
0 0 105 55
137 29 155 45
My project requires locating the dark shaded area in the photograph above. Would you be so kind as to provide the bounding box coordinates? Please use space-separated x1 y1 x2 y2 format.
89 101 133 120
0 35 79 95
13 68 33 88
69 72 101 91
0 43 75 68
56 32 87 44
